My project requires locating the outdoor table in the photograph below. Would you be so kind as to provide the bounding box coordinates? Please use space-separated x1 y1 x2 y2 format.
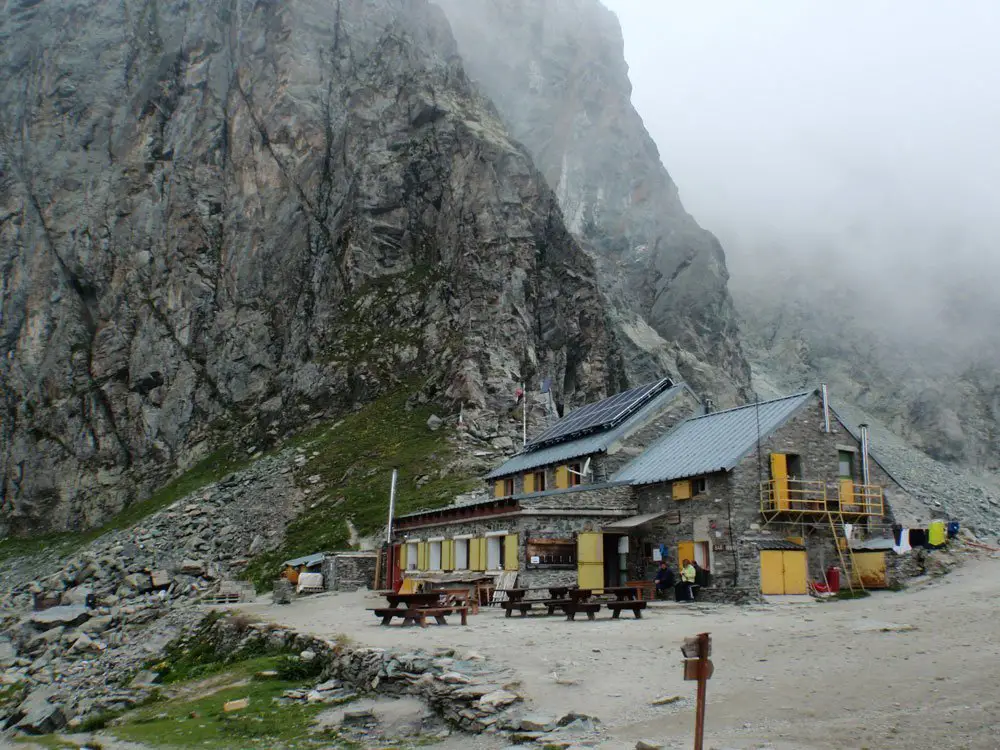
498 588 528 603
383 592 442 609
567 588 593 603
547 586 570 599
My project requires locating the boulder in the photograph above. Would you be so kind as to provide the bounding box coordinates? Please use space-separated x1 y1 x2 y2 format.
179 559 206 576
16 702 66 734
150 570 173 589
81 615 114 635
223 698 249 712
29 606 90 631
636 742 664 750
130 670 161 688
60 585 94 608
124 573 152 593
478 689 519 710
427 414 443 431
0 640 16 667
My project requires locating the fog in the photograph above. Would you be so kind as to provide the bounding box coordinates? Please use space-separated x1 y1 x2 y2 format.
602 1 1000 362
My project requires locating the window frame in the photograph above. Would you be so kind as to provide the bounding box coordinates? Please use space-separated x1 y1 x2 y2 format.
692 476 708 495
567 462 582 487
838 450 855 479
503 477 515 496
532 470 546 492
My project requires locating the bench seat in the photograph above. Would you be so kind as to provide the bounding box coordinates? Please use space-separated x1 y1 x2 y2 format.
606 600 648 619
370 606 468 627
566 602 602 621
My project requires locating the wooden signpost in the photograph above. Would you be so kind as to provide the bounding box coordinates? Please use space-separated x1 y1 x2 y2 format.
681 632 712 750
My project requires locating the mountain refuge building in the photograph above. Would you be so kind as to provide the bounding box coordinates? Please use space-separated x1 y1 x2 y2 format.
390 380 914 599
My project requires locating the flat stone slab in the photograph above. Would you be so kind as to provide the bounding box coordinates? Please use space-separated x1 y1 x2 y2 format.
29 606 90 630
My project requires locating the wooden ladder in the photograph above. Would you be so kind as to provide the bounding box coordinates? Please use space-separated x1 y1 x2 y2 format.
826 510 865 595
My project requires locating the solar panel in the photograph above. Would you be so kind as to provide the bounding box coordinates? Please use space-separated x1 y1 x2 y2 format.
526 378 673 450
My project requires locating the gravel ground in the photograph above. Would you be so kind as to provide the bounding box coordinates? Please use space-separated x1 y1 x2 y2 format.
239 551 1000 750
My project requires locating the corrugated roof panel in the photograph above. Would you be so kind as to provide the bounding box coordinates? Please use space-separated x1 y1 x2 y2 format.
613 391 814 485
485 384 693 479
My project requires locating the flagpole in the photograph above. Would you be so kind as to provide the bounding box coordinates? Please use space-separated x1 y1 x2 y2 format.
522 382 527 449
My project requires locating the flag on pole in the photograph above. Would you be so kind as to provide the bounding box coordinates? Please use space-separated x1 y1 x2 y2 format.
514 386 524 404
540 377 552 394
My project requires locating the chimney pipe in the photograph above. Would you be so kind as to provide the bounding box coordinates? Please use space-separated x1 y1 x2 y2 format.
821 384 831 433
859 423 871 486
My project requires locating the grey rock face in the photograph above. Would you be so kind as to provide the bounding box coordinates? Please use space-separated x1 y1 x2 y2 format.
435 0 752 404
0 0 620 534
28 607 90 630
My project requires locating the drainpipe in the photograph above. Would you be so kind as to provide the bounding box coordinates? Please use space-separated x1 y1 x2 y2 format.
859 424 871 486
821 384 831 433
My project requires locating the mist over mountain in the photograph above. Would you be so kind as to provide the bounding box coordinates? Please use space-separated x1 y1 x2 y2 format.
604 0 1000 474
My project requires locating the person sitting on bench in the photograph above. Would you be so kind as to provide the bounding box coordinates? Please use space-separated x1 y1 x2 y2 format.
654 561 675 599
675 559 697 602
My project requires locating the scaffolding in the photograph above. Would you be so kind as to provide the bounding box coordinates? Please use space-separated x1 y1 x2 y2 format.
760 479 885 594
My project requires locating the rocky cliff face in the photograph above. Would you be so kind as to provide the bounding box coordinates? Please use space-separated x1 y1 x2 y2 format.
435 0 751 405
0 0 623 535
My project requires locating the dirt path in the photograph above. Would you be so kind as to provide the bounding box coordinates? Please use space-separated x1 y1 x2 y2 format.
241 553 1000 749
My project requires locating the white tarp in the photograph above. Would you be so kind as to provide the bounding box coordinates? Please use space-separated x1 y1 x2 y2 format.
296 572 324 593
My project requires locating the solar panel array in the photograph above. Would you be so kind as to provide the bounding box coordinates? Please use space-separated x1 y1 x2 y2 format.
527 378 673 450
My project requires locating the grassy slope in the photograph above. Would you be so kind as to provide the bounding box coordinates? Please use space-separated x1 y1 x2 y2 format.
0 447 247 564
243 389 476 589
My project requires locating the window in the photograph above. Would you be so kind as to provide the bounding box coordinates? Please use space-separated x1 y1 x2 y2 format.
568 462 582 487
487 536 503 570
532 470 546 492
838 450 854 478
405 542 418 571
693 477 707 495
454 539 469 570
503 477 515 496
429 540 442 571
786 454 803 480
526 538 576 566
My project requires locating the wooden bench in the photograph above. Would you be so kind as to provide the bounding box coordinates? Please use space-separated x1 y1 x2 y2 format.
370 606 468 628
566 602 602 621
502 600 538 617
607 600 648 619
542 599 574 616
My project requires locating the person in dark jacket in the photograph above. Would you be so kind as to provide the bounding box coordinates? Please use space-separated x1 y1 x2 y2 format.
654 561 675 599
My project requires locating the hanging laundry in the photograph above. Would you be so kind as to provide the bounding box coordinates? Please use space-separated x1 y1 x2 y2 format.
892 524 903 545
892 528 911 555
843 523 854 540
909 529 928 548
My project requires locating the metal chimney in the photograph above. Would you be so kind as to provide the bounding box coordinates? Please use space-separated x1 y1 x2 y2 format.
859 424 871 486
821 384 831 433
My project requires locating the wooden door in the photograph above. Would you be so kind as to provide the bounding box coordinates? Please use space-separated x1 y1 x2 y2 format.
677 541 695 568
760 550 785 594
577 532 604 588
781 551 808 595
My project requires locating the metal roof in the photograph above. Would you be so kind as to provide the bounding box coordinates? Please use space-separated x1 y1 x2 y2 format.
603 511 668 531
613 391 814 486
754 539 807 551
283 552 326 568
485 383 695 479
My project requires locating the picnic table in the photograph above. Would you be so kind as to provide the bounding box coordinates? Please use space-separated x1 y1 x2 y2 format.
498 586 572 604
370 590 468 628
600 586 640 601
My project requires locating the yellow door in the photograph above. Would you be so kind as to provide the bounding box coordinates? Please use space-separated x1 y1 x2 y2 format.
577 532 604 588
494 480 505 498
781 551 808 595
851 552 887 588
677 541 695 568
504 534 519 571
555 466 569 489
839 478 855 511
760 550 785 594
770 453 789 509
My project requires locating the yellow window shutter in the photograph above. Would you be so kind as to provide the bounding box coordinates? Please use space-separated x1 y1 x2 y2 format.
523 472 535 493
469 538 482 571
555 466 569 489
494 480 505 498
442 540 452 570
770 453 789 509
839 478 855 507
504 534 519 571
418 542 428 570
398 544 407 570
672 480 692 500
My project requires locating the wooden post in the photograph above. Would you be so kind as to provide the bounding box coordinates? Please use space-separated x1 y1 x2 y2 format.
694 632 710 750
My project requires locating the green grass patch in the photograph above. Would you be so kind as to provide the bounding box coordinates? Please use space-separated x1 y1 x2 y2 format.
109 656 345 749
0 446 247 564
242 388 478 590
833 588 872 600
